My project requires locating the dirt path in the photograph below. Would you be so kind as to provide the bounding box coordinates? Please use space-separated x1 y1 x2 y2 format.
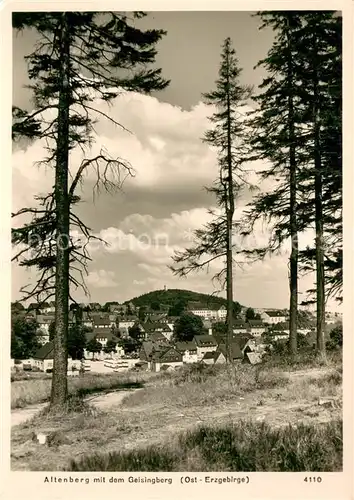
11 389 141 428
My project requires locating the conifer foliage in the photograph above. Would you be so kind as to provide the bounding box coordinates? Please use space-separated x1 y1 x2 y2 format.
171 38 252 360
12 12 169 406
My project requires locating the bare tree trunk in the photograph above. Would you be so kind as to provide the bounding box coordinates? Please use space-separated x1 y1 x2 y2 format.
313 37 326 355
287 16 298 357
51 13 71 407
225 49 234 364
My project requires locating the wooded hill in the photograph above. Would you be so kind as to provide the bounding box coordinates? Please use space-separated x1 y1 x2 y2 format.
125 288 242 317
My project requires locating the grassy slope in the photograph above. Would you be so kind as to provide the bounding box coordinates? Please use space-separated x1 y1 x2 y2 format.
11 357 342 471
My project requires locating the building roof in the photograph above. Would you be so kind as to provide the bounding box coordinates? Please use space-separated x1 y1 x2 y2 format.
139 341 154 361
202 351 215 360
92 316 111 326
94 330 118 342
245 352 262 365
217 342 243 360
248 320 265 327
232 320 248 329
175 341 197 353
119 315 139 323
194 335 218 347
144 322 172 333
147 332 169 343
152 347 183 363
33 342 55 360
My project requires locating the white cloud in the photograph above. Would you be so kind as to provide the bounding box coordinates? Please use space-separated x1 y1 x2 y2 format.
86 269 118 288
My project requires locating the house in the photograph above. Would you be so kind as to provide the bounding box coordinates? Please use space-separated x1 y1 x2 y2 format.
139 341 155 369
232 320 249 334
247 320 266 336
194 335 218 361
147 331 170 344
94 329 119 348
146 314 168 323
262 310 287 324
266 330 289 342
32 342 72 372
201 351 215 365
187 302 227 321
214 342 243 364
92 315 111 329
144 322 173 340
175 341 198 364
150 347 183 372
118 316 139 329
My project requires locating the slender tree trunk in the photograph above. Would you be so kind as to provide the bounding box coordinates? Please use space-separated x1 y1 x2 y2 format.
287 17 298 357
225 49 234 364
313 35 326 355
51 13 71 407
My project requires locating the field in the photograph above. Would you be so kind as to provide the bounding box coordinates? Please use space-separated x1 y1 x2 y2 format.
11 353 342 472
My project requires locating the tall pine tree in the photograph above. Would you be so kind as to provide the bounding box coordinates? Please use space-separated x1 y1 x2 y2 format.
242 12 305 356
171 38 252 360
12 12 169 406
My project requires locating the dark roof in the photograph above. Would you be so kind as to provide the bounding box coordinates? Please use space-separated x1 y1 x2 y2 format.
147 332 169 342
175 341 197 353
119 316 139 322
248 320 265 327
217 342 243 360
232 320 248 329
92 316 111 326
33 342 54 360
194 335 218 347
144 322 172 333
271 321 290 330
202 351 215 360
139 341 154 361
94 330 118 342
152 347 183 363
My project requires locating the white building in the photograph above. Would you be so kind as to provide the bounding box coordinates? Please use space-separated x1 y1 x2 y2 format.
175 341 198 364
194 335 218 361
262 310 287 324
187 302 227 321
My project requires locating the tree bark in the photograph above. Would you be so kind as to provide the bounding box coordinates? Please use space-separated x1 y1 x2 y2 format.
313 35 326 355
287 16 298 357
51 13 71 407
225 44 235 363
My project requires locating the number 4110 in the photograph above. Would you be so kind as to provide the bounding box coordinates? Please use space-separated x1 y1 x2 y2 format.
304 477 322 483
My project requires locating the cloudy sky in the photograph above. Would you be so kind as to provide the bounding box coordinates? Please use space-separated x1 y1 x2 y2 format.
11 11 340 310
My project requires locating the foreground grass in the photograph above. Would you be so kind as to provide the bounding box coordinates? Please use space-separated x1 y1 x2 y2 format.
67 419 342 472
11 372 153 409
11 361 342 471
121 360 341 410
